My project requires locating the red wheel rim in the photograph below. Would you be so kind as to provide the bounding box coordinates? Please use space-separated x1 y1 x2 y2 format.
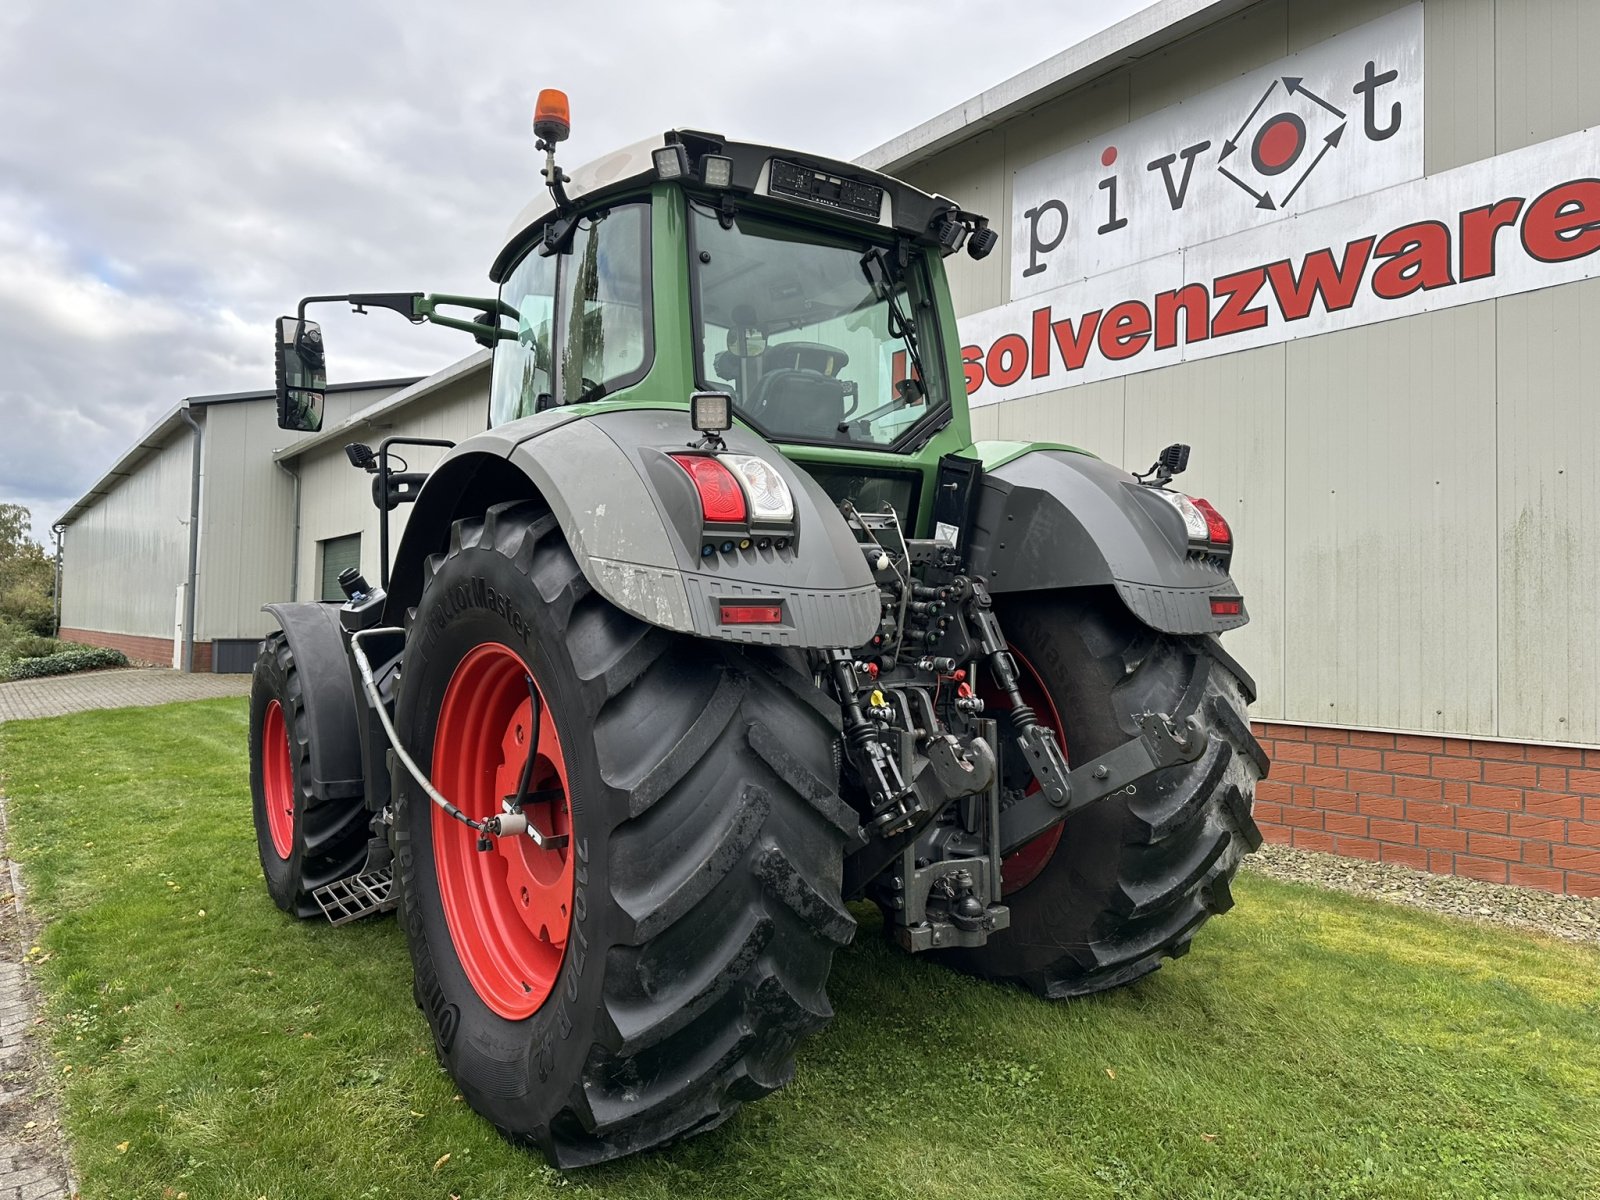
261 699 296 859
981 648 1068 892
432 642 573 1020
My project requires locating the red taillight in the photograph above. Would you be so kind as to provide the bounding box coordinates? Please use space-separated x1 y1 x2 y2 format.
670 453 747 524
1191 497 1231 545
720 603 783 625
1210 597 1243 617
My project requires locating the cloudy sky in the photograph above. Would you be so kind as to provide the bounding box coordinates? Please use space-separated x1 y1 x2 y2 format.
0 0 1152 544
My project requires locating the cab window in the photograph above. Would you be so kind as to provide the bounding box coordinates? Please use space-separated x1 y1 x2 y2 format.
490 201 651 425
559 204 650 404
491 249 557 425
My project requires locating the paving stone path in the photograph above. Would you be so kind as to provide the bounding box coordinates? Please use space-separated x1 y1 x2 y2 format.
0 803 70 1199
0 666 250 1198
0 667 249 723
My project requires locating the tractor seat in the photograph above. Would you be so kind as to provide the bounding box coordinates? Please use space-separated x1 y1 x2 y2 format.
750 368 847 440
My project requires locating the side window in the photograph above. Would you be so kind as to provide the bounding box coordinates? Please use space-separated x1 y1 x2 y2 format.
559 204 649 404
491 249 558 425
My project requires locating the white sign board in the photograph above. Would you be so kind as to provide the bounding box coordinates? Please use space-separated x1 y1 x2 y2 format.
1010 5 1424 297
960 124 1600 403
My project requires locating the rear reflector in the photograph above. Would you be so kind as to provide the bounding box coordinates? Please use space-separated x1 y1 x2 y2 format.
669 453 747 524
1210 597 1243 617
720 603 783 625
1191 497 1232 545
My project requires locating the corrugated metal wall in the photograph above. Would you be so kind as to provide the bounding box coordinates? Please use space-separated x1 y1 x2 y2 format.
293 368 490 600
908 0 1600 744
59 386 394 645
58 434 193 640
196 385 393 640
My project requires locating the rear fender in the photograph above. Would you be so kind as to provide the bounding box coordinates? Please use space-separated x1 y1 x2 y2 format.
384 406 881 649
965 448 1248 638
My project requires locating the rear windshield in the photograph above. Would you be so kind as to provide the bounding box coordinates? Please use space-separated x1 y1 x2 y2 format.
689 208 946 449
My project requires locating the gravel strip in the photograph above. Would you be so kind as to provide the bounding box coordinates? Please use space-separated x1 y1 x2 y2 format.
1243 842 1600 946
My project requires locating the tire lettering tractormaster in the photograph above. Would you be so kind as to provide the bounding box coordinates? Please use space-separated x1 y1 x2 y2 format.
249 91 1267 1167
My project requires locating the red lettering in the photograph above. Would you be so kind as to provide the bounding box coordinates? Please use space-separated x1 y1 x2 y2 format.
1211 269 1269 337
986 334 1029 387
1050 311 1101 371
1459 198 1523 281
1372 220 1455 298
962 345 984 395
1266 237 1375 320
1098 301 1152 360
1030 306 1052 378
1521 179 1600 263
1154 284 1210 350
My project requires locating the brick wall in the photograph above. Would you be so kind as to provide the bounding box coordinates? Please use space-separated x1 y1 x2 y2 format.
58 628 213 673
1251 722 1600 897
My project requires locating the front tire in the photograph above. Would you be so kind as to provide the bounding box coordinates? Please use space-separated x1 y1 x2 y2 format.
248 632 369 917
393 501 859 1167
944 590 1266 997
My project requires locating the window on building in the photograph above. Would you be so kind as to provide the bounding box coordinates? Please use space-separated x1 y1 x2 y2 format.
319 534 361 602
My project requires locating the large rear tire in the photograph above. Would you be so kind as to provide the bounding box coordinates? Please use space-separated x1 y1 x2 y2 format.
942 590 1265 997
393 500 858 1167
248 632 370 918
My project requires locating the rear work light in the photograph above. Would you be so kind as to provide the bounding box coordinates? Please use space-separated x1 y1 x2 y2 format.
718 454 795 524
1190 497 1232 546
720 602 783 625
670 453 747 524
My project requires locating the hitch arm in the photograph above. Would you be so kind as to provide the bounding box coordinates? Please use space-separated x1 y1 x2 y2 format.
997 712 1208 855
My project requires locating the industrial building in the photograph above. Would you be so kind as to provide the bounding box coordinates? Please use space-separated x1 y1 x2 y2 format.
55 0 1600 894
56 377 417 672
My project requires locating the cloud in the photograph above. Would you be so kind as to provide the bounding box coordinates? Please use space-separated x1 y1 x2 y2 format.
0 0 1151 543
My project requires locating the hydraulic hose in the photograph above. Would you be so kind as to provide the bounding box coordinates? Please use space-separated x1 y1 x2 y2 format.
347 628 547 845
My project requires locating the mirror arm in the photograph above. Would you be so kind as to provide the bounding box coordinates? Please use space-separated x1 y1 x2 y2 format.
415 293 518 342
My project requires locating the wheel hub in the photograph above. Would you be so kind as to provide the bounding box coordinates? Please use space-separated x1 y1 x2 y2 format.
432 642 574 1020
261 699 295 860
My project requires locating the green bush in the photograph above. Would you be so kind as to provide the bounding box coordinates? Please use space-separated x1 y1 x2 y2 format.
5 632 61 659
4 646 128 681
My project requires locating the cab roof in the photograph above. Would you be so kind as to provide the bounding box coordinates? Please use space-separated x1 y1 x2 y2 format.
490 129 975 282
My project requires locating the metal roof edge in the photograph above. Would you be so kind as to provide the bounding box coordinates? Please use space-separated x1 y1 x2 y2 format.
185 376 423 406
275 349 492 463
854 0 1257 175
55 375 428 527
55 402 191 527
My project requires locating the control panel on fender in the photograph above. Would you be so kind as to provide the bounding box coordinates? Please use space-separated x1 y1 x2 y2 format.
767 159 884 221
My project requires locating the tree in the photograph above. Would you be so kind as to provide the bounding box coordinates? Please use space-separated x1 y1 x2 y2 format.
0 504 55 635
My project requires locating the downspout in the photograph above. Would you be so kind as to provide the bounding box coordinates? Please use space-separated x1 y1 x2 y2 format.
178 406 203 672
275 458 301 602
51 522 65 634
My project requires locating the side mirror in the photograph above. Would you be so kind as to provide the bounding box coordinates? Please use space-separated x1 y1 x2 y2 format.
275 316 326 432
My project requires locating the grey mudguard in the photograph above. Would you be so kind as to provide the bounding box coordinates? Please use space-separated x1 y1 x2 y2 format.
440 407 879 649
964 449 1248 637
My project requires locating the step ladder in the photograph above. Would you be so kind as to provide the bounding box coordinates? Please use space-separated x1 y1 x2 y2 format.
312 868 396 925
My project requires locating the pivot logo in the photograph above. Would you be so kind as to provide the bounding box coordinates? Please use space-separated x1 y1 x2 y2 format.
1214 63 1402 211
1010 5 1423 298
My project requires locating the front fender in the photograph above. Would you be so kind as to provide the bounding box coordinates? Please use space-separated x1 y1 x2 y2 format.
260 602 365 805
964 448 1248 637
387 406 879 649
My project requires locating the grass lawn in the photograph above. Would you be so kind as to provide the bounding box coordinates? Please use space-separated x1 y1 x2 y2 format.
2 698 1598 1200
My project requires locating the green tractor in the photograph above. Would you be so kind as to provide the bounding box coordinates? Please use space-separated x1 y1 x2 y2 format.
251 91 1266 1167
